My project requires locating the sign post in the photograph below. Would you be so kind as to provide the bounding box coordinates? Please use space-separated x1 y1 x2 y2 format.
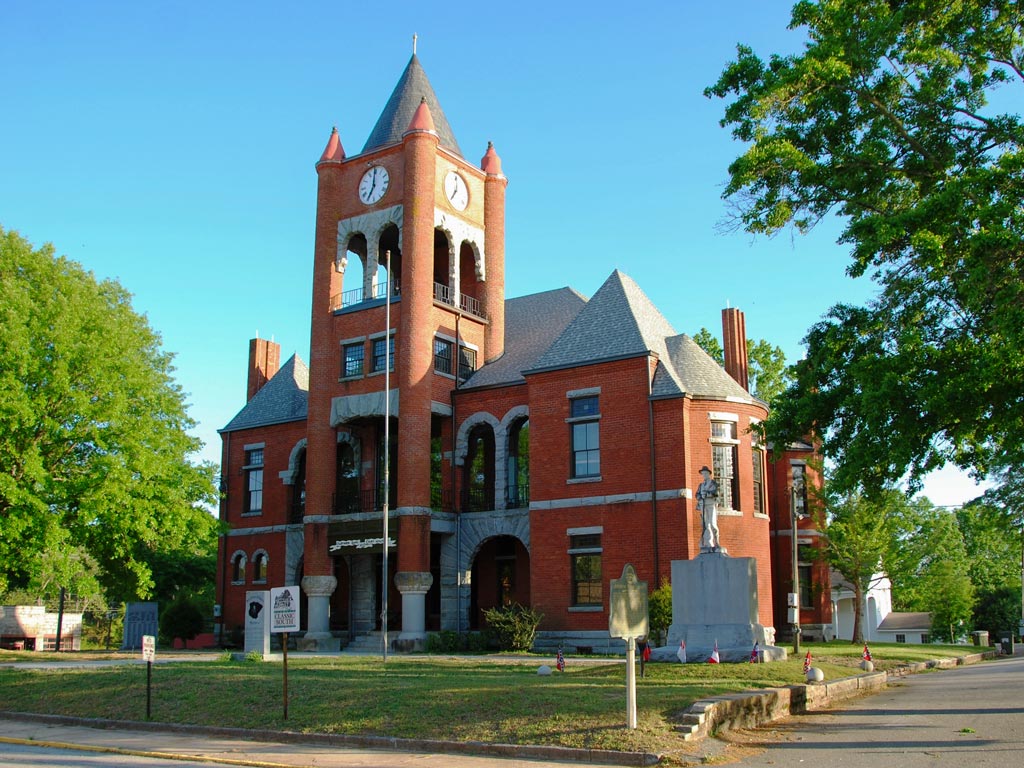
141 634 156 721
609 564 649 730
270 586 301 721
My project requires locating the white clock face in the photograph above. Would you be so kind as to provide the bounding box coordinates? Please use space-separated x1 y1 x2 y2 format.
444 171 469 211
358 166 390 205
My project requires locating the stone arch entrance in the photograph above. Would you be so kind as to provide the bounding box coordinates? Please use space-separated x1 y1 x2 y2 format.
469 535 531 630
438 510 530 632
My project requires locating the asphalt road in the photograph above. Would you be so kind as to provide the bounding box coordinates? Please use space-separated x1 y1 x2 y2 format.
726 654 1024 767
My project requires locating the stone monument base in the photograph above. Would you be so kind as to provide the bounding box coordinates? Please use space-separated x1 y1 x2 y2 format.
651 552 787 662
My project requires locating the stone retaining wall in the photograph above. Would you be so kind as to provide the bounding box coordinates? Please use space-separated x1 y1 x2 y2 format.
678 650 997 741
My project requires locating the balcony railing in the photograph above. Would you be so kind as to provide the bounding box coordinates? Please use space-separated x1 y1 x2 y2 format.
430 487 453 513
331 281 400 311
464 487 496 513
333 489 388 515
505 483 530 509
434 283 486 320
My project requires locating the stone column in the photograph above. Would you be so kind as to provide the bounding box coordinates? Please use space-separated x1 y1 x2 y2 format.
394 571 433 651
300 574 340 651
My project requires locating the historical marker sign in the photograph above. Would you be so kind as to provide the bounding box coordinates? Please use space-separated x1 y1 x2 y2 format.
608 564 649 731
609 564 649 640
270 586 301 634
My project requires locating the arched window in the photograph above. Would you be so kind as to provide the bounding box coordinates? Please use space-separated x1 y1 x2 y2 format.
464 425 495 512
506 418 529 508
252 551 268 584
231 552 247 584
335 437 361 513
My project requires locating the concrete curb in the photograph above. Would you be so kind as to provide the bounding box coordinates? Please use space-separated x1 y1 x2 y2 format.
676 649 998 741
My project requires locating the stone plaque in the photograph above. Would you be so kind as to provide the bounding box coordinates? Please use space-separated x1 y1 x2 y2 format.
609 564 648 640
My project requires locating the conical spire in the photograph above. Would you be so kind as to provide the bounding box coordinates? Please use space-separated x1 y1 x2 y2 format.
318 126 345 164
405 97 436 135
362 54 462 156
481 141 503 175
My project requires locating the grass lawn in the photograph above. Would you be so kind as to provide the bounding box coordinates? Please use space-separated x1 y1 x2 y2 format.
0 642 983 757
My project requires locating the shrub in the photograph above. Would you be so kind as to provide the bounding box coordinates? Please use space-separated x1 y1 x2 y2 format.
159 598 205 645
482 603 542 652
648 578 672 646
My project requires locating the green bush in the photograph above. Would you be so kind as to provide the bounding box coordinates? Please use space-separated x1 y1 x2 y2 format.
482 603 542 652
648 578 672 646
159 598 205 645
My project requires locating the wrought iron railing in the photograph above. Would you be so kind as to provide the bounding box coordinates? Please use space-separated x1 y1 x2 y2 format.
433 282 486 320
464 487 496 513
505 483 530 509
331 281 400 311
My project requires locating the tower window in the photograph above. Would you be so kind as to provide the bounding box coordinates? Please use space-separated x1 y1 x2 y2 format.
371 337 395 373
457 346 476 381
342 342 364 378
434 338 453 375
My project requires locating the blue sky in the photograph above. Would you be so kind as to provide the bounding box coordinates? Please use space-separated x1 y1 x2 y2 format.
0 1 987 505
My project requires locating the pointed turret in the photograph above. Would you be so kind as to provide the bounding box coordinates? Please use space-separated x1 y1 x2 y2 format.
317 126 345 165
404 96 436 135
362 54 462 155
481 141 503 176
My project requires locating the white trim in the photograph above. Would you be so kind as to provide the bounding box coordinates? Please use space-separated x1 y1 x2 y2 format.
568 526 603 536
708 412 739 422
339 336 366 346
242 442 265 451
567 387 601 399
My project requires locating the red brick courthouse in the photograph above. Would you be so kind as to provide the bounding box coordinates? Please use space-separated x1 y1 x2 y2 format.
215 54 831 652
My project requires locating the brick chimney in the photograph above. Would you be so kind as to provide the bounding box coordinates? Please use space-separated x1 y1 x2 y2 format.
247 337 280 401
721 308 749 391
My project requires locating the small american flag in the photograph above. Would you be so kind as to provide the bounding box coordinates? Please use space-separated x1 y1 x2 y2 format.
749 642 759 663
803 650 812 674
862 644 872 661
556 647 565 672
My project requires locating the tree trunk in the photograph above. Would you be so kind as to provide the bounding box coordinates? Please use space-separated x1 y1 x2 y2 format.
852 582 864 644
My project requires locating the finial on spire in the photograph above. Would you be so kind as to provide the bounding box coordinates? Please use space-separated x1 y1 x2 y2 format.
413 33 417 55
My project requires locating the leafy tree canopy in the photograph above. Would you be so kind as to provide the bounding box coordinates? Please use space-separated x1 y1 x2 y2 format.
708 0 1024 494
692 327 793 405
0 227 219 602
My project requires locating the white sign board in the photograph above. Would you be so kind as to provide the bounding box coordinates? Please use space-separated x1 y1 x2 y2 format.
141 634 156 662
270 586 301 633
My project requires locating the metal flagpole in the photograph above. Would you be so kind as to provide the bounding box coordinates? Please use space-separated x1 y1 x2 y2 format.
382 249 392 664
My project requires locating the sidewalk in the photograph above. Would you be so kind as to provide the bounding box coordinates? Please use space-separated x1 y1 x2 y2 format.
0 712 656 768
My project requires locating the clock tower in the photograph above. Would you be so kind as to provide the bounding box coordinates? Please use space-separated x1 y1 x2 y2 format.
301 53 507 650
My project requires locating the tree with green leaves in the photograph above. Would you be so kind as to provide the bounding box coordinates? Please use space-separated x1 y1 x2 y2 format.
707 0 1024 495
825 489 914 643
0 226 219 603
692 328 792 405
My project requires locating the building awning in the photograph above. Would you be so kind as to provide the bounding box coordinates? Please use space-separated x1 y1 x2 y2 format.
331 390 400 426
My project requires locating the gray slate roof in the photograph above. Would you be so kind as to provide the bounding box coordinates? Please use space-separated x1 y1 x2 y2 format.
221 355 309 433
461 287 588 389
361 54 462 156
525 270 752 401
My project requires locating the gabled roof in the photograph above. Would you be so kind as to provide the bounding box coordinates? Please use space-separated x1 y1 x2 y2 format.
877 612 932 632
221 355 308 433
362 54 462 156
461 287 588 389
